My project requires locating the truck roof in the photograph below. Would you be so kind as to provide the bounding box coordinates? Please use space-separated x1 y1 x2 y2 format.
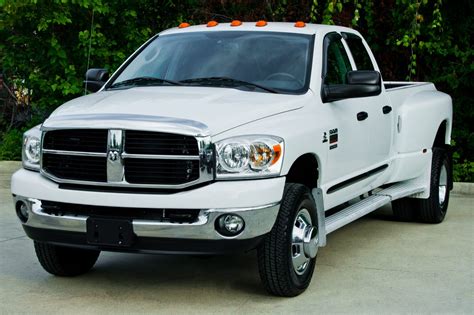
159 22 358 37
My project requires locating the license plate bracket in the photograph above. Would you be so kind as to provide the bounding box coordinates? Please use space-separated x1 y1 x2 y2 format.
86 218 134 247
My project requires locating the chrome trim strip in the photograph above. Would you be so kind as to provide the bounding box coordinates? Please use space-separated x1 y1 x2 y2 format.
121 153 200 160
42 149 107 157
39 170 207 189
106 129 125 182
16 196 280 240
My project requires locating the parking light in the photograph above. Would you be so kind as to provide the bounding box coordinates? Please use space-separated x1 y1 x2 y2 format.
295 21 306 28
230 20 242 27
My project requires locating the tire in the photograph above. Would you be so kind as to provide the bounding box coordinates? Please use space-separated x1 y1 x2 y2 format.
391 147 451 223
392 198 418 221
418 147 451 223
34 241 100 277
257 183 318 297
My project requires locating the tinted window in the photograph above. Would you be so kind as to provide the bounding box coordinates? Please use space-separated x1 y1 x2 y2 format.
325 39 352 85
111 31 314 94
344 35 374 71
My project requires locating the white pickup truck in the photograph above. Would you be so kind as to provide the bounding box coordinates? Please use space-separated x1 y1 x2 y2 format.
12 22 453 296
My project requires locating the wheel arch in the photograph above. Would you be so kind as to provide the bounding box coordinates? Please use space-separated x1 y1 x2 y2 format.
285 153 320 189
433 120 450 148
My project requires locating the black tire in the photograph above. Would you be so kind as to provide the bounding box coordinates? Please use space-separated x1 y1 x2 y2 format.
392 198 418 221
418 147 451 223
391 147 451 223
257 183 318 297
34 241 100 276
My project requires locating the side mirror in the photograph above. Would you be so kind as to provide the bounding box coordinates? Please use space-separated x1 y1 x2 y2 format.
84 68 109 93
322 70 382 103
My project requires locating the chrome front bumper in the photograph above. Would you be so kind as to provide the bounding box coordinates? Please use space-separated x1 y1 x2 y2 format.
13 196 280 240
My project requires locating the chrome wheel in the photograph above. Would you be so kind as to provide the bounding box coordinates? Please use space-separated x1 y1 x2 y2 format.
439 164 448 206
291 208 318 275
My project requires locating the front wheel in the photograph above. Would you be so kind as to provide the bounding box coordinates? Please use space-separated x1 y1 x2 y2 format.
257 183 319 297
34 241 100 276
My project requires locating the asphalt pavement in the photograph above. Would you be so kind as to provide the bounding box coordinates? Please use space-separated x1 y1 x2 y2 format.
1 161 472 314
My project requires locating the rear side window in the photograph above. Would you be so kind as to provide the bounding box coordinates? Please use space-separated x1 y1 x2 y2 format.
325 39 352 85
344 34 374 71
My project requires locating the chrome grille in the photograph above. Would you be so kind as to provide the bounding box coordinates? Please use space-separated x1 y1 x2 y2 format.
41 129 213 188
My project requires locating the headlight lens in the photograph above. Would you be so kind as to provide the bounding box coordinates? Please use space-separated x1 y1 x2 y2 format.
24 137 41 163
216 136 284 179
22 125 42 171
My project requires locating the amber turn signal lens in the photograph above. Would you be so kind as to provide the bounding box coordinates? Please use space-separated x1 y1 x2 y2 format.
271 144 282 165
230 20 242 27
255 20 267 27
207 20 218 27
295 21 306 28
178 22 190 28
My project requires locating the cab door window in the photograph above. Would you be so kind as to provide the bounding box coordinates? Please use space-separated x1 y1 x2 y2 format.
343 33 374 71
324 39 353 85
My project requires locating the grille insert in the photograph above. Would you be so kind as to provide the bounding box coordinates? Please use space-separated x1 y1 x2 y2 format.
125 159 200 185
42 154 107 182
43 129 108 153
125 130 198 155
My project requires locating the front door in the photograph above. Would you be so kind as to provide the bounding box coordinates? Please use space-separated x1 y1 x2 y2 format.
322 33 372 185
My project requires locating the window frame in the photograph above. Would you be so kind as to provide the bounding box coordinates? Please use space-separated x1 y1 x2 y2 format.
341 32 376 71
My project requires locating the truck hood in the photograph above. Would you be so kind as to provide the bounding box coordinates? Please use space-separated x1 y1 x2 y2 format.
46 86 308 136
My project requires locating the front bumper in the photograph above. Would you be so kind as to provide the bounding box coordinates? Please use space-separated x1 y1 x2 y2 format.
14 196 279 240
12 169 284 252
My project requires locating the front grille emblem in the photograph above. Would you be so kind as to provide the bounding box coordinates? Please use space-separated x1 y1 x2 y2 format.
108 150 119 162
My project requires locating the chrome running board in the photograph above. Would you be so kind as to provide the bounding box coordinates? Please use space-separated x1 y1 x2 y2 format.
313 181 426 242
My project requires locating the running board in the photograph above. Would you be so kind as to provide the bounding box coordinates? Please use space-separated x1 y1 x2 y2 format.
323 181 426 235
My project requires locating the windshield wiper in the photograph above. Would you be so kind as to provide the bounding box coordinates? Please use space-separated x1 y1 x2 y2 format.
179 77 279 94
109 76 182 89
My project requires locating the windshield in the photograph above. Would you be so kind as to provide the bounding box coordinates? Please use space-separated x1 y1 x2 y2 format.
109 31 314 94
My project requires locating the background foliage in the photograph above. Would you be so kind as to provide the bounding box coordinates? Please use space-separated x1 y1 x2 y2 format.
1 0 472 181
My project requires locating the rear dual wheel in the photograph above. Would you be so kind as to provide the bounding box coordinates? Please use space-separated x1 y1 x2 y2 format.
392 147 451 223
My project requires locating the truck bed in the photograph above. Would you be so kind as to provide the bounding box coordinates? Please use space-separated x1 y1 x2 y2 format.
385 81 437 106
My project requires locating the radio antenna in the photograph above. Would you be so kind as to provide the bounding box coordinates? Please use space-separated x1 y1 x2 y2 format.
84 9 95 95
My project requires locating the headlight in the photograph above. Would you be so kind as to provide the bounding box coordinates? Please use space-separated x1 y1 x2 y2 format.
22 125 42 171
216 135 284 179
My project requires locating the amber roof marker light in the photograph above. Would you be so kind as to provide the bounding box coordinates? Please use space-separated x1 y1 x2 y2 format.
295 21 306 28
255 20 267 27
230 20 242 27
178 22 190 28
207 20 218 27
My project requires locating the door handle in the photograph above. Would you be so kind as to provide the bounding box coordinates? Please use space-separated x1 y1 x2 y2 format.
357 111 368 121
382 105 392 114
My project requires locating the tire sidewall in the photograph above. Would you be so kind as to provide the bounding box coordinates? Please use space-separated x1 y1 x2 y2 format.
285 186 318 290
431 148 450 221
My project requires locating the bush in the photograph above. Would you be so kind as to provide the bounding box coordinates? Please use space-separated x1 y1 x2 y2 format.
0 129 23 160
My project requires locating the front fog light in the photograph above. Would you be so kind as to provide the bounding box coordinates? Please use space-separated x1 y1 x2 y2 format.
216 214 245 236
16 201 29 223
